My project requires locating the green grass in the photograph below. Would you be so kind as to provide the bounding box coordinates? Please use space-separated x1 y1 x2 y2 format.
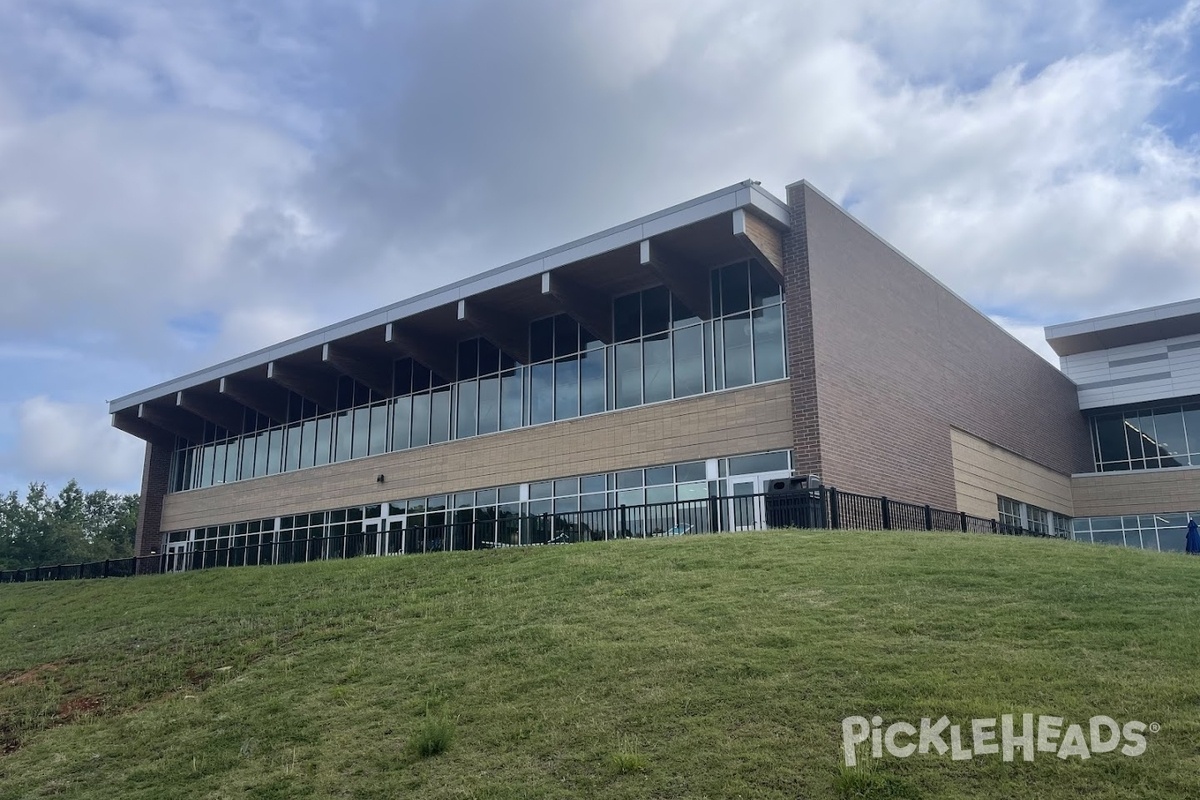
408 716 455 759
1 530 1199 798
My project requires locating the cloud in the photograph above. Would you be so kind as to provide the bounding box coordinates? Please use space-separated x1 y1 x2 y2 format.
12 397 145 491
1 0 1199 493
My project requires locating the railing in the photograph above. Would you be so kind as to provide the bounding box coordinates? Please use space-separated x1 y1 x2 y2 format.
0 487 1048 584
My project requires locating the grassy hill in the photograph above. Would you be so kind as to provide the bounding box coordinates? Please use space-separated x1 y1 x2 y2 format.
1 530 1199 799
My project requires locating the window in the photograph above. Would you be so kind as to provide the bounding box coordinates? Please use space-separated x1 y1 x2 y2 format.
1090 401 1200 472
168 261 788 492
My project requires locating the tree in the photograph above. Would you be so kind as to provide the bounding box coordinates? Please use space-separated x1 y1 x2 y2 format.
0 482 139 570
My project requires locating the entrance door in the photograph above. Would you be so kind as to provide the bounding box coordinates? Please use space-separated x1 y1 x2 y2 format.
365 514 406 556
726 471 792 531
165 541 189 572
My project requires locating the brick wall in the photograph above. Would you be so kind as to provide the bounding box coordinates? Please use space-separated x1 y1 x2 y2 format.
782 188 824 479
786 182 1092 509
134 437 174 557
1072 468 1200 516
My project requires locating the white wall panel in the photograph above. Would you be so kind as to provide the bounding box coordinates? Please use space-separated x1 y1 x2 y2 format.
1062 332 1200 410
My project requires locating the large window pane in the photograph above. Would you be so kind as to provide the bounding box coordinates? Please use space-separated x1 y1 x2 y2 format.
1124 413 1147 469
749 261 782 307
334 411 353 462
728 451 789 475
392 396 411 451
642 286 671 335
457 339 479 381
673 325 703 398
430 387 451 443
478 376 499 434
225 440 241 483
479 339 500 376
530 363 554 424
1151 408 1187 467
530 318 554 363
615 341 642 408
266 428 283 475
643 332 672 403
1093 415 1126 467
672 293 700 329
393 358 413 396
501 369 523 430
300 419 317 468
580 348 606 416
1184 405 1200 459
1139 412 1159 468
457 379 478 439
241 432 257 475
555 357 579 420
723 314 753 388
253 431 270 476
752 304 785 382
284 423 302 472
199 445 215 489
614 294 641 342
720 262 750 315
211 443 227 485
411 394 431 447
369 403 389 455
351 407 371 459
554 315 579 358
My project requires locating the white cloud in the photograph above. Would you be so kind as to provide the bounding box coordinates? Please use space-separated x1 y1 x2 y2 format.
1 0 1199 493
211 305 317 362
14 397 145 490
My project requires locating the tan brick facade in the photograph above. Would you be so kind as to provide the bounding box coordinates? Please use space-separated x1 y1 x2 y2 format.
160 381 792 531
1071 468 1200 517
950 428 1075 519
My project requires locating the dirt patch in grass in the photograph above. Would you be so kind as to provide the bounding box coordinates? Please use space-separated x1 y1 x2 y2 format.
4 661 64 686
57 696 104 721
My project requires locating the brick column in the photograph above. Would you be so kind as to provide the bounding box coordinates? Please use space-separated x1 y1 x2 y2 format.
135 438 173 559
783 183 822 480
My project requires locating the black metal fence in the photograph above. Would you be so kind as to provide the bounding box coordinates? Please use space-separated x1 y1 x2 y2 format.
0 487 1046 584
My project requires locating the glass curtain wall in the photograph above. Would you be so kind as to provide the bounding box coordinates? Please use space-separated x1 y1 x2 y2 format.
1090 402 1200 471
170 260 787 492
164 450 793 561
1072 512 1200 552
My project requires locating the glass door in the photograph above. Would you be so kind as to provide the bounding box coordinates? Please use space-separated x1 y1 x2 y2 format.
366 513 407 556
725 471 792 531
165 540 190 572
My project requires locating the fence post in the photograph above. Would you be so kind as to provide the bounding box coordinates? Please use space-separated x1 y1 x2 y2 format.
991 519 998 533
924 505 933 531
881 497 892 530
619 504 628 538
960 512 968 532
828 488 840 529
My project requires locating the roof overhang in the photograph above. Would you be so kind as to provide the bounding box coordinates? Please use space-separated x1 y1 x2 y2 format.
109 180 791 434
1045 297 1200 357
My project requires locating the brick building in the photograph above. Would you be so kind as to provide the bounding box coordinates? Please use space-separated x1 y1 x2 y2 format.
107 179 1198 565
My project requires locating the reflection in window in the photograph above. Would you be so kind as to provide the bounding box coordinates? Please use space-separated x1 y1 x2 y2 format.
555 358 579 420
615 342 642 409
531 363 554 424
168 260 790 492
1090 402 1200 472
643 332 672 403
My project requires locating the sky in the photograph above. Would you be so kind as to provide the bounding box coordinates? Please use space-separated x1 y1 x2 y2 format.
1 0 1198 496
